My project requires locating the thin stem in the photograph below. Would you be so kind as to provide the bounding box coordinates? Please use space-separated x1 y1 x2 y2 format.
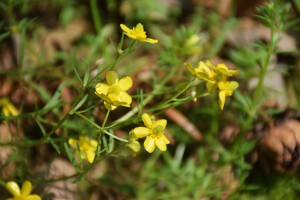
75 111 128 143
102 108 111 128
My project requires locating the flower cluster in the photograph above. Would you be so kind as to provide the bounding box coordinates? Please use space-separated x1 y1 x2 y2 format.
95 71 133 110
0 98 19 117
5 180 41 200
68 136 98 163
185 60 239 110
131 113 170 153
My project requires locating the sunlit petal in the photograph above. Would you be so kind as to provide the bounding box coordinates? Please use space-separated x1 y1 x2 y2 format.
95 83 109 95
68 138 79 149
118 92 132 106
155 137 167 151
106 71 119 85
136 23 144 31
6 181 21 197
218 90 226 110
120 24 131 33
21 180 32 196
185 62 196 76
133 127 151 138
153 119 167 131
142 113 153 128
143 38 158 43
144 136 156 153
86 152 95 163
161 135 170 144
118 76 133 91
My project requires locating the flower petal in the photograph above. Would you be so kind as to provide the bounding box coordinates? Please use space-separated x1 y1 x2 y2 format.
155 136 167 151
26 195 42 200
118 76 133 91
7 103 19 116
185 62 196 76
95 83 109 95
86 152 95 163
144 136 156 153
136 23 144 31
21 180 32 196
118 92 132 106
104 102 116 110
143 38 158 43
228 81 239 91
106 71 118 85
2 106 10 116
6 181 21 196
218 90 226 110
161 135 170 144
133 127 151 138
68 138 79 149
153 119 167 131
120 24 131 33
142 113 153 128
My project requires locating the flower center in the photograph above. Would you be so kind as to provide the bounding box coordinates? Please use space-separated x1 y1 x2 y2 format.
109 84 121 94
153 125 164 135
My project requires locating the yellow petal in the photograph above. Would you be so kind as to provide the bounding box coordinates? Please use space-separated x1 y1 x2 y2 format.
185 62 196 76
26 195 42 200
86 152 95 163
2 106 10 116
21 181 32 196
153 119 167 131
118 76 133 91
228 81 239 91
155 136 167 151
106 71 118 85
161 135 170 144
126 140 141 157
218 90 226 110
104 102 116 110
68 138 79 149
142 113 153 128
136 23 144 31
90 140 98 149
118 92 132 106
97 93 112 104
144 136 156 153
143 38 158 43
133 127 151 138
7 103 19 116
95 83 109 95
120 24 131 33
6 181 21 196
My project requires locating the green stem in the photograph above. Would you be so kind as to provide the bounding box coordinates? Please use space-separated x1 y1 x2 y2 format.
252 25 275 112
74 111 128 143
112 63 181 124
102 108 111 128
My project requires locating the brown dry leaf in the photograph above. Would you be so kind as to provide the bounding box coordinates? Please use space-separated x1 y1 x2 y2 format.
29 19 88 63
0 123 18 178
38 158 78 200
165 108 202 141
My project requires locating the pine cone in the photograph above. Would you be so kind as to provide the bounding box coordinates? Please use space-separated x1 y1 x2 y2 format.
257 110 300 173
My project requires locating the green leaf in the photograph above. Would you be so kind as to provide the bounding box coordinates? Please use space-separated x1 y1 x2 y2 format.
64 142 79 171
36 120 61 154
74 94 88 111
73 66 83 85
83 66 89 86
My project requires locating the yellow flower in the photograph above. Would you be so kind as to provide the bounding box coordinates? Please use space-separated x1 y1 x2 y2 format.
120 23 158 43
205 60 239 79
68 136 98 163
218 81 239 110
184 34 202 55
126 131 141 157
132 113 170 153
5 180 41 200
185 60 239 110
185 62 216 83
95 71 132 110
0 98 19 117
